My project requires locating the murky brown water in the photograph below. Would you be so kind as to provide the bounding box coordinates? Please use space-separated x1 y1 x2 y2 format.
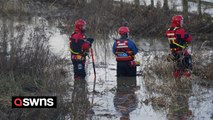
1 16 212 120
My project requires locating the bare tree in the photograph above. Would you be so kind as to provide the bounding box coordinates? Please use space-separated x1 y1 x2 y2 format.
9 17 15 69
156 0 161 9
1 17 8 69
121 0 123 8
134 0 140 7
197 0 202 15
151 0 154 7
182 0 188 21
163 0 169 11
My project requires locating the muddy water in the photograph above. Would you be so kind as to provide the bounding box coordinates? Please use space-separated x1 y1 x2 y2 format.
83 37 166 120
67 36 213 120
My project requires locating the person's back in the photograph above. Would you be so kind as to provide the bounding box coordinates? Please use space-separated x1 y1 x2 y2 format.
112 26 139 77
165 15 192 78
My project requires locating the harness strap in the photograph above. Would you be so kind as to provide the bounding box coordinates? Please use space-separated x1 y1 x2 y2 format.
167 27 186 49
170 39 185 49
69 47 80 54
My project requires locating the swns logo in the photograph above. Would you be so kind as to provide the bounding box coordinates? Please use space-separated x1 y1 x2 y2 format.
12 96 57 108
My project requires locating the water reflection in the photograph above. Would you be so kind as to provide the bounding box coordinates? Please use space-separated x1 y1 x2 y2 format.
71 79 93 120
113 77 138 120
167 79 192 120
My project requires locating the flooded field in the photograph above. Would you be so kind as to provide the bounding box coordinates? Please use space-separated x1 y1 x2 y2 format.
64 36 213 120
0 16 212 120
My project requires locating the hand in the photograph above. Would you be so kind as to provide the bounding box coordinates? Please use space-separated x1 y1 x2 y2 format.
87 38 94 44
127 51 133 55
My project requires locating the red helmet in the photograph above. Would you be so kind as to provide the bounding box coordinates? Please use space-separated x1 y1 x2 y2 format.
171 15 183 27
74 19 86 32
118 26 129 35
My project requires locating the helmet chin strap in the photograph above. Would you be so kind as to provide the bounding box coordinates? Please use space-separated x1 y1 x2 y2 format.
126 33 128 38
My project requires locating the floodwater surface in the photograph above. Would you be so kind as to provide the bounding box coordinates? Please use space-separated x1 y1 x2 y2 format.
61 36 213 120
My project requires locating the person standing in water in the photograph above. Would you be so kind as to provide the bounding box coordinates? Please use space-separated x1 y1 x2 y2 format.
112 26 139 77
69 19 94 80
165 15 192 78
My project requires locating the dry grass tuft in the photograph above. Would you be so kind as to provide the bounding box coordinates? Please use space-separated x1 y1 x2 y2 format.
142 54 197 117
193 50 213 80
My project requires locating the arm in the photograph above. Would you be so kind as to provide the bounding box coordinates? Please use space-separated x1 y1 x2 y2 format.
79 39 91 50
184 34 192 43
176 28 192 44
128 40 138 55
112 42 116 54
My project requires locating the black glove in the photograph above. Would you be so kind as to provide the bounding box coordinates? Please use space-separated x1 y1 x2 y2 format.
87 38 94 44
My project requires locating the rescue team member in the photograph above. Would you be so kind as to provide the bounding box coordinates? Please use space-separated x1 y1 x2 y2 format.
112 26 139 77
70 19 94 80
165 15 192 78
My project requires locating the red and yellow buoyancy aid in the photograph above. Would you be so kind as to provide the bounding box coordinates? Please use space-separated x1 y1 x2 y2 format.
166 27 186 52
69 32 89 61
115 39 134 61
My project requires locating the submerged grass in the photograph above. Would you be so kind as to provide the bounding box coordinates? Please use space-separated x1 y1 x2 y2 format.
0 21 71 119
142 50 212 119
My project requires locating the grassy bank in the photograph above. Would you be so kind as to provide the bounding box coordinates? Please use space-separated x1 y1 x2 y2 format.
0 22 71 119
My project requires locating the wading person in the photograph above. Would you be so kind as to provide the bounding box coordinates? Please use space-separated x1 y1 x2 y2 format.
69 19 94 80
165 15 192 78
112 26 139 77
